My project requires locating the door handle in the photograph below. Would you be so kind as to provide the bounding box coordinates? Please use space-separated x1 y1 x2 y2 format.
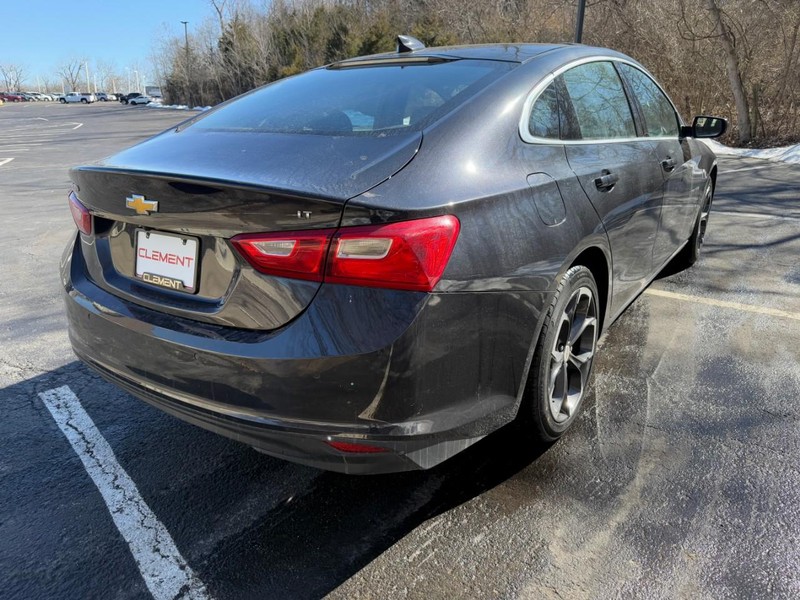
661 157 677 172
594 171 619 192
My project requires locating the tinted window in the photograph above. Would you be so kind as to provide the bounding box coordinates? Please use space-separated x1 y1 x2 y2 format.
560 62 636 140
190 60 514 136
617 63 679 137
528 82 560 139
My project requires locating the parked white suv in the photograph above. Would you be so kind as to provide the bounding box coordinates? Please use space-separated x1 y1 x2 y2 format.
128 95 159 106
60 92 96 104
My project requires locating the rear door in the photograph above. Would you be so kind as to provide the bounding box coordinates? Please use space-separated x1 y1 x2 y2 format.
559 61 665 314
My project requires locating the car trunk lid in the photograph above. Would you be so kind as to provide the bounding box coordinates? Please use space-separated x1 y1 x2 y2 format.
69 128 421 330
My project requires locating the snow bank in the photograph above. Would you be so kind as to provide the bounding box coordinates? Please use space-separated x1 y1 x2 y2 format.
145 103 211 112
701 139 800 165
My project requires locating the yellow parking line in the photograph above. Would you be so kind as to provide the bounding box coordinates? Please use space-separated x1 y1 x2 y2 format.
645 288 800 321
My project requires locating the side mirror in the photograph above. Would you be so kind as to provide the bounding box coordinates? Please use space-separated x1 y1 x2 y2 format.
681 115 728 139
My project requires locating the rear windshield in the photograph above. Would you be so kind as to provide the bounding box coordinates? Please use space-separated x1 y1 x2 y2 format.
189 59 515 136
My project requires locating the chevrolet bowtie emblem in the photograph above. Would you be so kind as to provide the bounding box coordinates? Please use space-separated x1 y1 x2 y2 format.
126 194 158 215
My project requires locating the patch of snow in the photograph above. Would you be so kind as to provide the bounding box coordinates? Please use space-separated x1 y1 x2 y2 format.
143 103 208 111
700 139 800 165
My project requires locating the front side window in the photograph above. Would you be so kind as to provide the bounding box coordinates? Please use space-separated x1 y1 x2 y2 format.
617 63 679 137
560 61 636 140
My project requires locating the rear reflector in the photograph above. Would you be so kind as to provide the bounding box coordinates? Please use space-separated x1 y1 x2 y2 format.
326 440 388 454
231 215 459 292
68 191 92 235
231 229 335 282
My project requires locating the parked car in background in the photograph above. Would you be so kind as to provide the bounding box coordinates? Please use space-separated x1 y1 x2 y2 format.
63 39 727 474
0 92 24 102
119 93 142 105
128 95 157 106
60 92 96 104
97 92 117 102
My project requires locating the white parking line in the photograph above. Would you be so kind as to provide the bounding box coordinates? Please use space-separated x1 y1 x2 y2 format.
720 164 774 174
0 158 13 167
714 210 800 221
645 288 800 321
39 386 212 600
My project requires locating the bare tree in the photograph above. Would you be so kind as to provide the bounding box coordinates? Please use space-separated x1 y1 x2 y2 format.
57 58 85 92
705 0 751 143
0 64 26 92
95 60 119 92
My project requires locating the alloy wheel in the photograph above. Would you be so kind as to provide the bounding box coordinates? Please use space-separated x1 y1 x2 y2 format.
548 286 598 423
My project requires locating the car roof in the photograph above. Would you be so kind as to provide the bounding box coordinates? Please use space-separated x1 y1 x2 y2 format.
334 42 603 66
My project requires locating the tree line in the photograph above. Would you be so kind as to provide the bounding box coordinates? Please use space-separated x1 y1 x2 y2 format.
154 0 799 145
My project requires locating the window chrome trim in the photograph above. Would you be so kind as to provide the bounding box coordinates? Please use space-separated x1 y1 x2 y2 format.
519 55 684 145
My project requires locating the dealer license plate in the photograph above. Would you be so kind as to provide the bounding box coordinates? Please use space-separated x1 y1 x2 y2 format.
135 230 199 293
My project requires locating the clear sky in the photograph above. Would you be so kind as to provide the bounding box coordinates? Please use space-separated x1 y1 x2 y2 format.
1 0 213 88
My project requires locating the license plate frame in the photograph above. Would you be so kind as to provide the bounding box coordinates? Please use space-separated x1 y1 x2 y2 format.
135 229 200 294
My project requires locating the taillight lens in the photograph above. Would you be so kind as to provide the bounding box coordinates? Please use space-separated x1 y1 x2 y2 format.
231 229 335 282
68 191 92 235
327 216 460 291
230 215 460 292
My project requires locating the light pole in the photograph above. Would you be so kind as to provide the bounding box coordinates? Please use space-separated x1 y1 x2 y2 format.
84 62 91 93
134 69 140 92
181 20 191 106
574 0 587 43
126 68 131 93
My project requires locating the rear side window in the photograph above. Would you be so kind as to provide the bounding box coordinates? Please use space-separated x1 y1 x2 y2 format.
528 82 560 139
189 60 514 136
617 63 679 137
560 61 636 140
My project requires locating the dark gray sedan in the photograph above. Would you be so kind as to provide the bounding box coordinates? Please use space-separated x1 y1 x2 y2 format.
62 39 725 473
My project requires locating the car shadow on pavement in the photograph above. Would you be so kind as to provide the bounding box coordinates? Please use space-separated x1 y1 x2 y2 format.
2 362 551 600
204 424 552 600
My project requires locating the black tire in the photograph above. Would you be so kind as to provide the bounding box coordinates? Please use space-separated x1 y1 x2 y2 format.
521 265 600 442
59 98 66 104
673 183 713 270
81 98 88 104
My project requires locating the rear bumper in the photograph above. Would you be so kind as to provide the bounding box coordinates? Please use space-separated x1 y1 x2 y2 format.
63 235 548 473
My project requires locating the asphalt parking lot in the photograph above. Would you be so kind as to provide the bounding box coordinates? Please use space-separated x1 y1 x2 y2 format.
2 101 799 599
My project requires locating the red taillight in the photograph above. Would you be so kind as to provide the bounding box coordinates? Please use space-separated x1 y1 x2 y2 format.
231 229 335 282
327 215 460 292
231 216 460 292
326 440 388 454
68 191 92 235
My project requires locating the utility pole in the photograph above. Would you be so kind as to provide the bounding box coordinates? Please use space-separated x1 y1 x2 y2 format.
574 0 587 43
181 21 191 106
126 68 131 93
84 62 91 93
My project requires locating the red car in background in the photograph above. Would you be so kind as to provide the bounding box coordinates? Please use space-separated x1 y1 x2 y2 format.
0 92 25 102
